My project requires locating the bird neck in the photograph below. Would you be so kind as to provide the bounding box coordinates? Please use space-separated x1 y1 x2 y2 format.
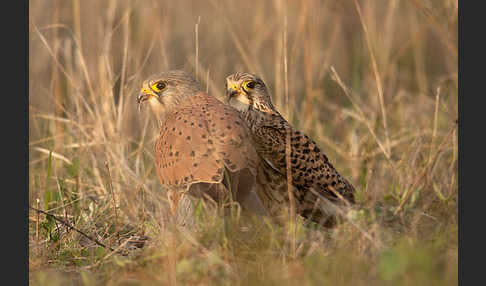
149 98 167 119
149 92 194 120
244 107 283 130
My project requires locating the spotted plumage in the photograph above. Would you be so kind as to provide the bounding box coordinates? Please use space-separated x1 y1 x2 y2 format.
137 70 270 217
225 72 355 226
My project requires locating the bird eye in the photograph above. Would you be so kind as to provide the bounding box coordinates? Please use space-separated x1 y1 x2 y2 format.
152 81 167 92
243 81 256 90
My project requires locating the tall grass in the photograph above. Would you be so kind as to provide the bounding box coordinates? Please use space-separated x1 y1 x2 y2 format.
29 0 457 285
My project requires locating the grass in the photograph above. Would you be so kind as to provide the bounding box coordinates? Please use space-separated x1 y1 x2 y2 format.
29 0 457 285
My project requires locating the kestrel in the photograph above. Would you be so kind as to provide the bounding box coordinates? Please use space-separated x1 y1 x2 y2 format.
225 72 356 226
137 70 269 219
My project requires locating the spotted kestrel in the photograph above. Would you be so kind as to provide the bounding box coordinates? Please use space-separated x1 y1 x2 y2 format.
225 72 355 226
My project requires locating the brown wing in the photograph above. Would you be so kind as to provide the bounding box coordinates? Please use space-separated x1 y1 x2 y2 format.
288 129 355 203
155 103 218 188
154 92 258 191
253 113 355 203
201 94 259 174
255 159 290 220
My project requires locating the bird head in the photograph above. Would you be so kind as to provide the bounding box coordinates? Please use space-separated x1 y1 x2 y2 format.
225 72 275 113
137 70 202 117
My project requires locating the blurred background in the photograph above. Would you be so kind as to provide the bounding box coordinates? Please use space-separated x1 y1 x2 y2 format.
29 0 457 284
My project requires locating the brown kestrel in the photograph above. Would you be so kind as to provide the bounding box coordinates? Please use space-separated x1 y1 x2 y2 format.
137 70 270 220
225 72 356 226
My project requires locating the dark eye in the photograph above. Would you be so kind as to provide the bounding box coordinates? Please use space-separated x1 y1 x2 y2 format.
156 82 166 90
246 81 256 89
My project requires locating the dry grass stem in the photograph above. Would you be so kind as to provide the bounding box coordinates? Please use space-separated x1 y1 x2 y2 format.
283 6 296 259
352 0 391 156
105 161 119 242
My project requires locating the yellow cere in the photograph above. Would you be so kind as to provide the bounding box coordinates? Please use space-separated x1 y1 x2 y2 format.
229 83 240 92
141 87 155 96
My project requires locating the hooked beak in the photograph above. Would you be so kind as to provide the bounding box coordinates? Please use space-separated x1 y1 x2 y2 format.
226 83 241 100
137 88 157 104
228 88 239 98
